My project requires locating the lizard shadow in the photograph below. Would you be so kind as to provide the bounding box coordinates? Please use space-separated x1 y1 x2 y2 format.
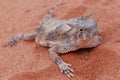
8 46 120 80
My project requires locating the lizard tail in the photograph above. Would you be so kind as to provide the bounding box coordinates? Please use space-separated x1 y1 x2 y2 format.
42 2 63 22
36 2 63 32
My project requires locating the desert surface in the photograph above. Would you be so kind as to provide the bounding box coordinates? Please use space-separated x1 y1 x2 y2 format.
0 0 120 80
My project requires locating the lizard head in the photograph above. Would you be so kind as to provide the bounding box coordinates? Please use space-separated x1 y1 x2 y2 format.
72 14 99 41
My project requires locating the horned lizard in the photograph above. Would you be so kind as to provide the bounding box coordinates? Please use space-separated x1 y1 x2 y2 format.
5 3 102 77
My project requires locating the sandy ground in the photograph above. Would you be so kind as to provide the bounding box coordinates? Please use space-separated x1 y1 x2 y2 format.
0 0 120 80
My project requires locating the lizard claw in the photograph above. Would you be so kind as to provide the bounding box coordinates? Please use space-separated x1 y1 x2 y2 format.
58 62 74 78
4 37 18 47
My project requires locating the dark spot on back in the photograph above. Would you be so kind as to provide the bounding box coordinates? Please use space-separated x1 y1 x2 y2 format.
46 25 62 41
61 32 70 40
36 25 45 39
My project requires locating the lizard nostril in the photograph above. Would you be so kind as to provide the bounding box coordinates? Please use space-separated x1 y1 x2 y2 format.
84 29 87 32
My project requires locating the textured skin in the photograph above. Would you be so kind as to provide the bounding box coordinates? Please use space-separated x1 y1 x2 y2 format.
5 3 102 78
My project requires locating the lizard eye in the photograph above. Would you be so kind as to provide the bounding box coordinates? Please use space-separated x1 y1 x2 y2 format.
80 28 83 32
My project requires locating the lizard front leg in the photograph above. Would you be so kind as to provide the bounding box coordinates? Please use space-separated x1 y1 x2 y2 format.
48 46 74 78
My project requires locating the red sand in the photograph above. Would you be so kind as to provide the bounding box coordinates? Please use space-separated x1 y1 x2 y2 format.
0 0 120 80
